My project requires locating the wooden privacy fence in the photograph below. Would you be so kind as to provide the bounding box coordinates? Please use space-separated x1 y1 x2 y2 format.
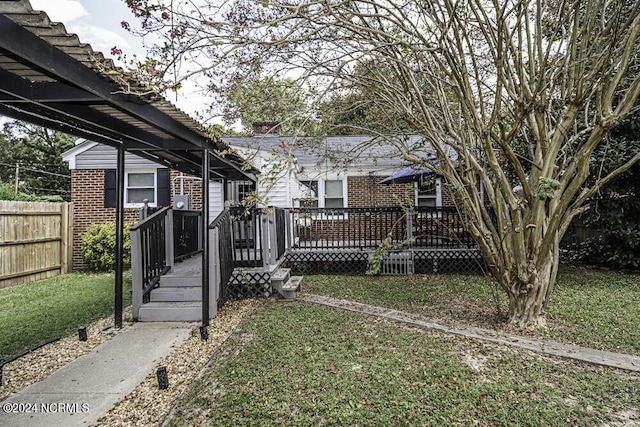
0 201 73 288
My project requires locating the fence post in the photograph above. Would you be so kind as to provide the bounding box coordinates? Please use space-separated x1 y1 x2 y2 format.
130 227 142 320
165 209 174 271
60 202 73 273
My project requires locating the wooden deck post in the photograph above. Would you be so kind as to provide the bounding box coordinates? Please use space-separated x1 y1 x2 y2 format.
209 226 220 318
406 208 413 246
130 220 142 320
261 210 270 270
165 209 174 271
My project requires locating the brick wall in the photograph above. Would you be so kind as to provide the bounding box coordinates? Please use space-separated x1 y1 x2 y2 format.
71 170 139 269
71 169 205 269
347 175 414 208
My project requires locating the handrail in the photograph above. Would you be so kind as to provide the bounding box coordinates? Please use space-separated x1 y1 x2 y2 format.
131 206 172 319
130 206 170 231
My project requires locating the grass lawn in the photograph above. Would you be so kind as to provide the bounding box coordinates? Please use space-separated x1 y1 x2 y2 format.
302 267 640 356
0 272 131 362
166 302 639 426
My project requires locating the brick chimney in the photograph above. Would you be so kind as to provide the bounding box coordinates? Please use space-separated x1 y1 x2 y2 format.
252 121 282 135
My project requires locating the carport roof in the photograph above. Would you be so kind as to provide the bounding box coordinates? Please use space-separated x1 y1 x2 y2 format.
0 0 255 181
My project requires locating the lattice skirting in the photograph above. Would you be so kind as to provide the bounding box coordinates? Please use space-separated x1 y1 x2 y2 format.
285 251 370 275
413 249 487 274
221 270 272 303
285 249 487 275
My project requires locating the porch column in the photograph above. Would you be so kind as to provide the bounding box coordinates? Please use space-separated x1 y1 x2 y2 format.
201 150 210 325
114 144 125 329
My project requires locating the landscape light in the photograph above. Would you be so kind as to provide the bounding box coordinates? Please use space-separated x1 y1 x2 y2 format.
200 325 209 341
157 366 169 390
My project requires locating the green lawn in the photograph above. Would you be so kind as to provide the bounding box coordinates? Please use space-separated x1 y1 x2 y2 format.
0 272 131 362
302 267 640 356
166 302 639 426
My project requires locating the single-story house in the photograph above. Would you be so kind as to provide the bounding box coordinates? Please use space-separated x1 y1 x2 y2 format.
220 124 465 210
63 124 475 268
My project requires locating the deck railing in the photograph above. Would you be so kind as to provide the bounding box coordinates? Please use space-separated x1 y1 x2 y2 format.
229 207 289 268
289 207 475 250
173 209 202 261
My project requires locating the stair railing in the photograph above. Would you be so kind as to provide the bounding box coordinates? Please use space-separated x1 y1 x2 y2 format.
131 206 172 320
209 208 234 307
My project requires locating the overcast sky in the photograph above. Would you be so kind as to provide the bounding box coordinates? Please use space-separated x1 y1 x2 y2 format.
28 0 212 119
30 0 142 58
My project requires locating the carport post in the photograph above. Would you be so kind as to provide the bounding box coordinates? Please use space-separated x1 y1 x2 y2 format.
114 144 125 329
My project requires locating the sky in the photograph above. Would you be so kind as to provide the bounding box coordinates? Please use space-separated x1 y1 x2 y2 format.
29 0 212 119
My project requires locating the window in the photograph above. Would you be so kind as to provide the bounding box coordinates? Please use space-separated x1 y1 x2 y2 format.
126 172 156 205
227 181 256 205
104 168 169 208
298 179 346 208
300 180 319 207
416 178 441 208
324 179 344 208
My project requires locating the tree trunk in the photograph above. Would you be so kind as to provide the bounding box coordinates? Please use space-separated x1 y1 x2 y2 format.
503 249 557 330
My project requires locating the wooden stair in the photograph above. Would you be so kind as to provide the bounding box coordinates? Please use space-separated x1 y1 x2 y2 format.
138 274 203 322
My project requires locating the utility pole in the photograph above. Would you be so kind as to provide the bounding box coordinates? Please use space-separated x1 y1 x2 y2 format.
14 163 19 195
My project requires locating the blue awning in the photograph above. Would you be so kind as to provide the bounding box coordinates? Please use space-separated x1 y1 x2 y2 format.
378 165 434 185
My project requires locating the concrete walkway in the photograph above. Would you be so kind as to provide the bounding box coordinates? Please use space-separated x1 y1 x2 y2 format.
0 322 193 427
299 293 640 372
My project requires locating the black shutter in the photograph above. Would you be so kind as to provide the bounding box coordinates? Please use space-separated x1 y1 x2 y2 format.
104 169 116 208
157 168 170 206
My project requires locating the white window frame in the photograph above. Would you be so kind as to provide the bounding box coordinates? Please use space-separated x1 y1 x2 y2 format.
322 178 347 209
415 177 442 208
125 169 158 208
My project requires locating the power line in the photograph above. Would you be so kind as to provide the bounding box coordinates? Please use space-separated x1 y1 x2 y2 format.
0 162 71 179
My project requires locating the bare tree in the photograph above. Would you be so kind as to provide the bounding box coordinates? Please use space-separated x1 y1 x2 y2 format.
126 0 640 328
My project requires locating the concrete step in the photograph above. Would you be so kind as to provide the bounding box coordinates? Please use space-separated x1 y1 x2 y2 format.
282 275 303 292
150 286 201 302
271 268 291 286
274 275 303 300
138 301 202 322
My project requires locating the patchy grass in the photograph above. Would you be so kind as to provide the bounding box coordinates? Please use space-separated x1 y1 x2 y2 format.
166 302 639 426
0 272 131 362
302 268 640 356
546 268 640 355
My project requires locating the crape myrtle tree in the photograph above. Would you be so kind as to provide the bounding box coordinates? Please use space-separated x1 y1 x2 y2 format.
124 0 640 328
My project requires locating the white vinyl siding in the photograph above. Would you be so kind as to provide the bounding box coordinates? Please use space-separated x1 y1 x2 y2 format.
209 181 224 221
74 143 160 169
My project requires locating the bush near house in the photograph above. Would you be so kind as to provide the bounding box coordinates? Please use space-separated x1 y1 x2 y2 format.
82 222 133 272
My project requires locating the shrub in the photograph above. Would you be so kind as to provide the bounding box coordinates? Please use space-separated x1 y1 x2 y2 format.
82 222 132 272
